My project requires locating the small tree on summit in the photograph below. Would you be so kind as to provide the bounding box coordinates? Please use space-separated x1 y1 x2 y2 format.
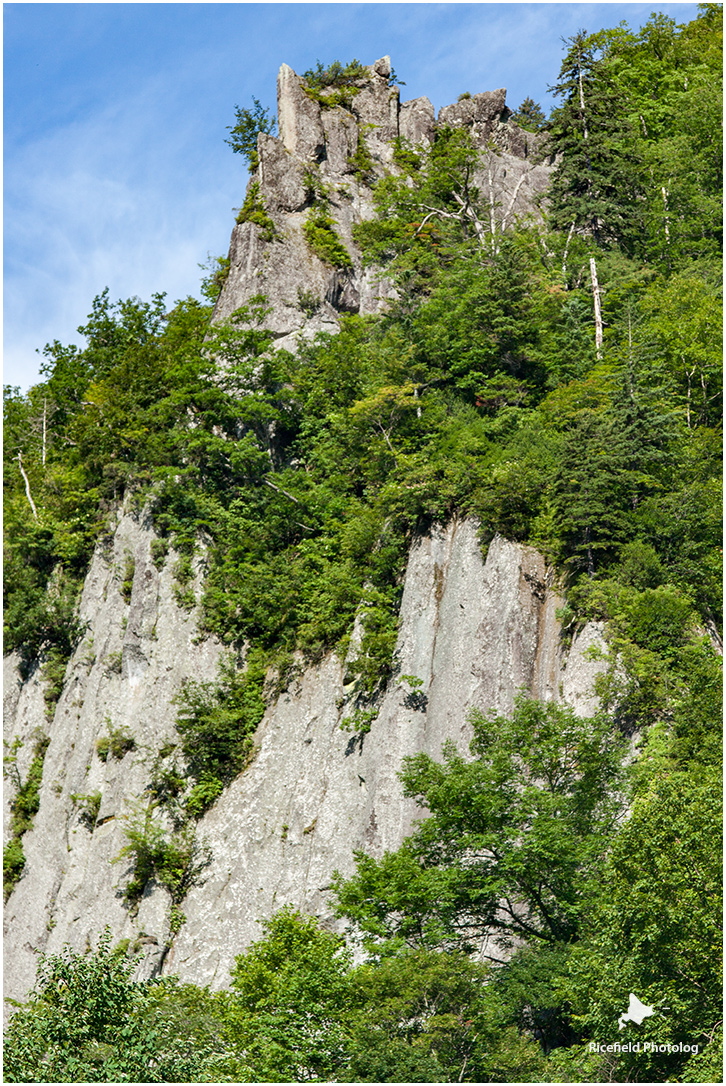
511 97 547 132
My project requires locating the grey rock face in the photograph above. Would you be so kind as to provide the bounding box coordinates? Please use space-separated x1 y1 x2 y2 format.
399 96 436 146
277 63 326 160
320 107 359 174
3 508 224 1011
258 133 310 213
5 518 606 1004
439 88 508 136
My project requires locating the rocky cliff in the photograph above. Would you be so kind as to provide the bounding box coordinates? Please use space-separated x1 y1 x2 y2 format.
4 60 584 1006
212 57 550 346
4 513 604 1004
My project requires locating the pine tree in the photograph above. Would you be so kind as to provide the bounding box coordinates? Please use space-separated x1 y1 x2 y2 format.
548 32 643 254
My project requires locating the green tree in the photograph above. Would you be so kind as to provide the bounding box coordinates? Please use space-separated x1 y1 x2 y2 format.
553 768 722 1082
334 698 625 954
511 97 547 131
3 932 215 1082
226 97 276 171
548 31 643 253
219 907 353 1081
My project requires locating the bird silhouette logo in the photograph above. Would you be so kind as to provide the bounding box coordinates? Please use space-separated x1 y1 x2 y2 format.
618 993 656 1030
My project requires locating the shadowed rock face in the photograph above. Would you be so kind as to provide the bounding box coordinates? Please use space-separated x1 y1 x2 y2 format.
211 56 552 342
4 518 605 1003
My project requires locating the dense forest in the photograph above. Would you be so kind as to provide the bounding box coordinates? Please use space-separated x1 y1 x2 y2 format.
3 7 722 1083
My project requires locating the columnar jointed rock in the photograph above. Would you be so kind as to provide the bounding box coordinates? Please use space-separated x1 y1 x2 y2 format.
211 57 551 343
4 517 606 1004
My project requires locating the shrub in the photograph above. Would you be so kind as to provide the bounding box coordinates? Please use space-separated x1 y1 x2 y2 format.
3 838 26 901
104 650 123 675
172 553 196 612
120 553 135 603
3 734 49 899
199 255 231 303
150 536 169 570
173 653 265 815
226 97 276 171
235 182 277 241
115 807 212 907
96 723 136 762
303 210 352 268
9 735 50 839
302 58 368 89
297 287 321 317
71 791 102 831
42 647 68 718
348 131 375 183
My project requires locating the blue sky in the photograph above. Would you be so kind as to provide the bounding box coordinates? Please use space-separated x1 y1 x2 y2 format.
5 2 701 389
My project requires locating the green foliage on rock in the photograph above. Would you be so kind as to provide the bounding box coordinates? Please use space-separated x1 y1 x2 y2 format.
235 181 277 240
173 651 265 815
95 722 136 762
115 803 212 908
71 790 102 831
301 58 368 109
303 207 353 267
3 733 50 900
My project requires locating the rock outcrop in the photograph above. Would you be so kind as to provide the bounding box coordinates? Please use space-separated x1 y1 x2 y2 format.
212 57 551 346
4 516 605 1004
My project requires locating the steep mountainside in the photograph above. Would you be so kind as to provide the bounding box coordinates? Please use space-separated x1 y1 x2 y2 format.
4 512 605 1002
5 61 558 1003
4 20 721 1081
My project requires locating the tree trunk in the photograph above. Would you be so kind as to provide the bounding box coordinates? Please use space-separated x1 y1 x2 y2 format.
17 452 38 520
589 257 603 359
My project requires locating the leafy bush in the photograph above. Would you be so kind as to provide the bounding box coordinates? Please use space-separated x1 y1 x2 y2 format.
96 723 136 762
171 551 196 611
71 790 102 831
8 735 50 839
3 838 26 902
3 734 49 899
347 131 375 182
42 646 69 718
116 806 212 907
302 209 352 267
302 58 368 89
199 254 231 303
235 182 276 241
173 653 264 815
301 59 368 109
149 536 169 569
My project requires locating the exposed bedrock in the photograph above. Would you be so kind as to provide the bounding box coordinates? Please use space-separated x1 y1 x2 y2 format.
4 517 605 1003
211 57 551 342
